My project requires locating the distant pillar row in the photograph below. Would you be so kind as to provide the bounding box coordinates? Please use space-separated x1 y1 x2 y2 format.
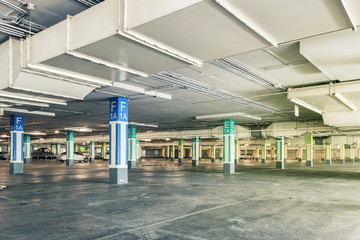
223 119 235 174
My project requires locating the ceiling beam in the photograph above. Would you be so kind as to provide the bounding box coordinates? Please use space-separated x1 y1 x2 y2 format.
339 0 357 32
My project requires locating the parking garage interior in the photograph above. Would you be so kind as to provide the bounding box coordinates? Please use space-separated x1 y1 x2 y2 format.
2 0 360 239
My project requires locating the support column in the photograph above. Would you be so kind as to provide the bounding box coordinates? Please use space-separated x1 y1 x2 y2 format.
56 143 61 155
298 147 303 162
219 146 223 161
271 147 275 160
10 115 24 174
306 135 314 167
166 145 170 160
136 140 140 163
74 143 79 152
24 135 31 164
276 137 285 169
223 119 235 174
102 142 107 159
211 145 216 162
178 139 184 164
109 97 128 184
340 144 345 164
261 144 266 163
188 147 192 159
66 131 75 166
191 137 199 166
350 148 355 163
358 148 360 162
284 144 288 163
50 144 56 154
171 145 175 161
234 139 239 164
321 148 325 161
89 141 95 163
326 144 332 165
128 126 137 169
255 148 260 161
199 145 202 161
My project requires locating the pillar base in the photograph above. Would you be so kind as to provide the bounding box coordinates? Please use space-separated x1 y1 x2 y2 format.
128 160 136 169
276 161 284 169
211 158 215 162
326 159 332 165
10 162 23 174
166 157 169 160
358 158 360 162
199 157 201 161
192 160 198 166
271 158 275 160
89 158 95 163
340 159 345 164
261 159 266 163
171 157 174 161
66 159 74 166
220 157 223 161
321 158 324 161
223 163 235 174
24 158 31 164
178 158 183 164
350 159 354 163
255 158 259 161
298 158 302 163
306 160 313 167
109 168 128 184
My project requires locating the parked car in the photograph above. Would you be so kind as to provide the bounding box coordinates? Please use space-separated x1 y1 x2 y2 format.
0 152 9 160
58 152 89 163
32 148 56 160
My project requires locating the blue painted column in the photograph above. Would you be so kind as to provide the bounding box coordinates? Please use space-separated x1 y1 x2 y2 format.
223 119 235 174
192 137 199 166
89 141 95 163
66 131 74 166
306 135 314 167
128 126 136 169
109 97 128 184
56 143 61 155
276 137 285 169
10 115 24 174
24 134 31 164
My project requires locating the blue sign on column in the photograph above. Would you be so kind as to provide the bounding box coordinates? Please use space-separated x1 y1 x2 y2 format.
10 115 24 131
110 97 128 122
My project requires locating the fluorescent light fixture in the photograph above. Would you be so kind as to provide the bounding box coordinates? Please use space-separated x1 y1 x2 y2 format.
128 122 158 128
244 144 249 146
165 138 170 141
0 97 49 107
0 103 12 108
290 98 322 115
265 143 271 146
39 138 45 141
0 92 66 105
26 132 47 136
27 64 112 87
333 93 357 111
294 105 299 117
144 139 151 142
196 112 261 121
1 135 9 138
4 108 55 116
112 82 172 100
54 130 60 133
214 0 278 47
64 128 92 132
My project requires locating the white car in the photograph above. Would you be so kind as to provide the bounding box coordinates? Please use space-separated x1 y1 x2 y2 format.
58 152 89 163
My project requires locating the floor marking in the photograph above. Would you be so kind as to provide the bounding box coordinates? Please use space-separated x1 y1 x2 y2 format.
97 194 270 239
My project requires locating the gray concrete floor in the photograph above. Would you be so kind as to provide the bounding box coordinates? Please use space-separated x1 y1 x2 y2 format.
1 158 360 239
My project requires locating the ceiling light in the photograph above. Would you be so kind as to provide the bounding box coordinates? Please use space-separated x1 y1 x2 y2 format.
196 112 261 121
165 138 170 141
290 98 322 115
26 132 46 136
0 92 66 105
128 122 158 128
112 82 172 100
4 108 55 116
64 128 92 132
144 139 151 142
54 130 60 133
27 64 112 87
333 93 357 111
1 135 9 138
0 97 49 107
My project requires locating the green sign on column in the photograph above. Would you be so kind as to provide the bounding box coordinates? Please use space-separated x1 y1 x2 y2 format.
223 119 235 134
66 131 74 141
128 126 136 138
25 134 31 143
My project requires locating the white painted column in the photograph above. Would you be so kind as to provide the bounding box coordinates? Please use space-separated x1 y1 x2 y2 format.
10 115 24 174
223 119 235 174
306 135 314 167
24 134 31 164
191 137 199 166
66 131 74 166
326 144 332 165
276 137 284 169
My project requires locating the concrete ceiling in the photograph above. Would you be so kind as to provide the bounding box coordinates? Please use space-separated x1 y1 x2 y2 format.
0 0 359 141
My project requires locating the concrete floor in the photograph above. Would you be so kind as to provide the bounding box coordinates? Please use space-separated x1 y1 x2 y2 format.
1 158 360 240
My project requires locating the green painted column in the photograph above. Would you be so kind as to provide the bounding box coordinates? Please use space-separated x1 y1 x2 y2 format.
276 136 284 169
306 135 314 167
284 144 288 163
211 145 216 162
128 126 137 169
255 148 260 161
350 148 355 163
223 119 235 174
234 139 239 164
89 141 95 163
191 137 199 166
340 144 345 164
178 139 184 164
298 147 303 162
50 144 56 154
166 145 170 160
66 131 75 166
171 145 175 161
56 143 61 155
326 144 332 165
199 145 202 160
261 144 266 163
101 142 107 158
74 143 79 152
136 140 140 163
24 135 31 164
